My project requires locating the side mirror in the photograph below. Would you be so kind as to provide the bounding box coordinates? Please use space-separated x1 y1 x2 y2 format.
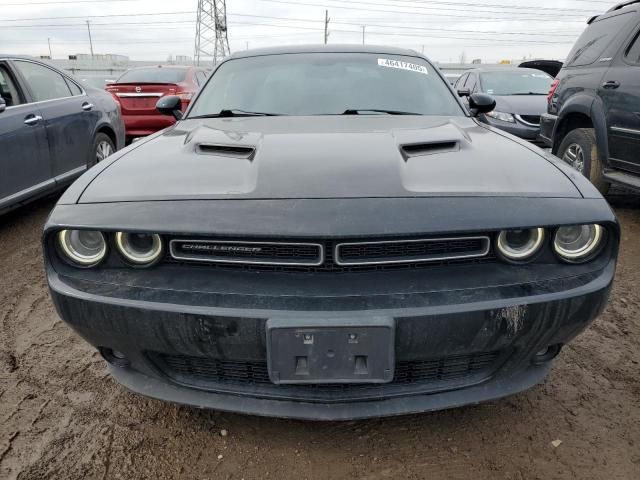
156 95 183 120
0 97 6 114
468 93 496 116
457 88 470 97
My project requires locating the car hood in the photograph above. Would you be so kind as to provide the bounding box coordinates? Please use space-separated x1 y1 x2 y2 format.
78 116 581 202
492 95 548 115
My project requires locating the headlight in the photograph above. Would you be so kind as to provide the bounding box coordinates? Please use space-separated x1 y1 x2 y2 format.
553 224 604 262
496 228 545 262
486 111 515 123
57 229 107 267
115 232 163 265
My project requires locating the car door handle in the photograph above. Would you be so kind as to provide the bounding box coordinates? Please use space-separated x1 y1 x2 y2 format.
23 115 43 126
82 102 94 111
602 80 620 89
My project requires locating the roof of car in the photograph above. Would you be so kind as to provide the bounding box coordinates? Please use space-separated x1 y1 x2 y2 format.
589 0 640 23
229 44 421 59
0 54 36 60
125 65 192 70
466 66 548 73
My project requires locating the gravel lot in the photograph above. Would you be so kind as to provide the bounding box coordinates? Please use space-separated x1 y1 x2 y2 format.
1 194 639 480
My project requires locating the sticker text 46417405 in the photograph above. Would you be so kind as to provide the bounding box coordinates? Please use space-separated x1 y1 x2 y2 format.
377 58 429 75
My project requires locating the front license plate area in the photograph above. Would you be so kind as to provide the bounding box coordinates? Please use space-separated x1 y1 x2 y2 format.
266 317 394 384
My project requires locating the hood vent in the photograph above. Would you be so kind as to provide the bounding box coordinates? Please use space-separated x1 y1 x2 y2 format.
400 141 459 160
197 143 256 160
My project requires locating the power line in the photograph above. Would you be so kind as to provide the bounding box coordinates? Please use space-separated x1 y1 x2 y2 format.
1 0 604 15
226 12 583 37
225 19 573 44
0 12 586 33
251 0 596 20
0 0 142 5
0 11 196 22
385 0 603 13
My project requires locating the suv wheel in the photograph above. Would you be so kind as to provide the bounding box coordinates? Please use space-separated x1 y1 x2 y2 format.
89 133 115 168
557 128 609 194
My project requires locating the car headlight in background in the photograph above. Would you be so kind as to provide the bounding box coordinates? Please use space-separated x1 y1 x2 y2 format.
496 228 545 262
485 111 515 123
553 224 604 262
57 230 107 267
115 232 163 265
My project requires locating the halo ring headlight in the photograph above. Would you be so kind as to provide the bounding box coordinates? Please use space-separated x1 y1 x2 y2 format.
57 229 107 267
115 232 163 265
553 224 604 262
496 228 545 262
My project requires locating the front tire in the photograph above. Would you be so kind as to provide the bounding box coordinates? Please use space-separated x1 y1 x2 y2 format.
557 128 609 194
89 133 115 168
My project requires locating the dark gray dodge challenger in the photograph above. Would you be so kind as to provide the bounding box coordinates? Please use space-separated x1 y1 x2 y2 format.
44 46 618 420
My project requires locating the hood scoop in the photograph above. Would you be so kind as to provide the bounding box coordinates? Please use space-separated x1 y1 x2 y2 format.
197 143 256 160
183 124 261 160
400 141 459 160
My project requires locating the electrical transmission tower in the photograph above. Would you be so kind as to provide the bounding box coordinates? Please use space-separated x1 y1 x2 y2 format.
194 0 230 66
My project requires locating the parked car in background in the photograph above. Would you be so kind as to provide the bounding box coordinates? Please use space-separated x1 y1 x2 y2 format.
540 1 640 194
106 65 208 142
78 74 116 90
0 55 124 215
44 45 617 420
518 60 563 78
443 72 461 85
455 67 553 145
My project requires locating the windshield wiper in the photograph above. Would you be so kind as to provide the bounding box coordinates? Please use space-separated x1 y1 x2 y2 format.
342 109 422 115
511 92 547 96
191 109 282 118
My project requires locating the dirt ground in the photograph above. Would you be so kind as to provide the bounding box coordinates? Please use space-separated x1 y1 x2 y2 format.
0 195 639 480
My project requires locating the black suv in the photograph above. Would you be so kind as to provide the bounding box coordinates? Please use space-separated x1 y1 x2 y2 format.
540 1 640 194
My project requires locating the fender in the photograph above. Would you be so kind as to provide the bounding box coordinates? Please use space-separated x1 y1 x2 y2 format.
552 94 609 164
91 119 117 146
589 96 610 166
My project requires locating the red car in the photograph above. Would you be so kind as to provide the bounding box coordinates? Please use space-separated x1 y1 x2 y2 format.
106 66 209 142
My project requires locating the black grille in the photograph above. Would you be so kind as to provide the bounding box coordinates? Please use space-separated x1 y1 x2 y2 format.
336 237 488 265
519 115 541 125
168 235 495 273
148 351 502 402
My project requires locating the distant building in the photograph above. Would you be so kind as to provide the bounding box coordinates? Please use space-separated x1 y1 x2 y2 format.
166 54 193 65
71 53 129 64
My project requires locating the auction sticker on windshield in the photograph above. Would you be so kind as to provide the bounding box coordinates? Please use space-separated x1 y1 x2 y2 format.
378 58 429 75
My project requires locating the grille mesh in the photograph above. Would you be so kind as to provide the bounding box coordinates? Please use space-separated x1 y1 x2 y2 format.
149 351 502 401
337 237 487 265
168 235 495 273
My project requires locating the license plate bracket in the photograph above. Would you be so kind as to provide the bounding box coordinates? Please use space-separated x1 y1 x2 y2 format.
266 317 395 384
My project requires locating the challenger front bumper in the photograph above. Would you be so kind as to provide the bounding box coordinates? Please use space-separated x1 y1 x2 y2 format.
44 196 618 420
47 258 614 420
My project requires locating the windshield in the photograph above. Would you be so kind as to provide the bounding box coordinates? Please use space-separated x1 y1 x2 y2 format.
479 70 553 95
116 67 187 84
188 53 462 117
80 76 112 89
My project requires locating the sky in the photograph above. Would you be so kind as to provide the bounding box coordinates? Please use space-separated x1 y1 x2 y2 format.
0 0 618 63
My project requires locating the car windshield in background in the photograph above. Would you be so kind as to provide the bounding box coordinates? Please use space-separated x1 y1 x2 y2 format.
116 67 187 84
79 76 112 89
188 53 462 117
480 71 553 95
